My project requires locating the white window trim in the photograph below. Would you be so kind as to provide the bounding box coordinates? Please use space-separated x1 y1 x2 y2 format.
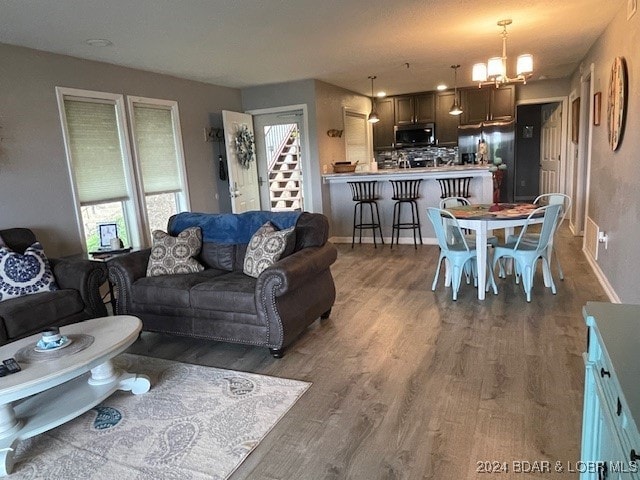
126 95 191 245
55 86 144 248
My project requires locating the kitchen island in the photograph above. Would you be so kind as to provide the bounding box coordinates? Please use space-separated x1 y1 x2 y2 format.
322 165 493 244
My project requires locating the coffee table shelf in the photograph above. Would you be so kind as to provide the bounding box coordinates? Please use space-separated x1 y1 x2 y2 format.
0 315 150 476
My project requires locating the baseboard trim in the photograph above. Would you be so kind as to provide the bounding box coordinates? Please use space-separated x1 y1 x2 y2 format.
583 247 620 303
330 236 438 246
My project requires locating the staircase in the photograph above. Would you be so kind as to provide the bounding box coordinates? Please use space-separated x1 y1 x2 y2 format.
267 126 303 211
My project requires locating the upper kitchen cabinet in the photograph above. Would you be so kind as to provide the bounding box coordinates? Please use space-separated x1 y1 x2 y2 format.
435 91 460 146
460 84 515 124
372 97 394 150
394 93 435 125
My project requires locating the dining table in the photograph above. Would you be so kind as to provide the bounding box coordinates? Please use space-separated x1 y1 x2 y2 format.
443 202 546 300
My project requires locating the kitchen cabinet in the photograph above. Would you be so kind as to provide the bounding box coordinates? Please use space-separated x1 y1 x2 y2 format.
372 97 394 150
581 302 640 480
435 91 460 146
460 84 515 124
394 93 435 125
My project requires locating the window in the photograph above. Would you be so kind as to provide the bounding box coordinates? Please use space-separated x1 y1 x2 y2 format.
56 88 189 250
128 97 189 240
343 109 371 167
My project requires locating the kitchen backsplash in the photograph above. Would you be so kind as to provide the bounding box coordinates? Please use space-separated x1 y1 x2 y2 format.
375 146 459 169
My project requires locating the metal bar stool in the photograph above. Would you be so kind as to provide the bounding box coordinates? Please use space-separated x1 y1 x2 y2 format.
348 181 384 248
437 177 472 199
389 179 423 249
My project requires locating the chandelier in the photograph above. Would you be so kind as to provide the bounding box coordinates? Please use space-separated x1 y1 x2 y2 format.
472 19 533 87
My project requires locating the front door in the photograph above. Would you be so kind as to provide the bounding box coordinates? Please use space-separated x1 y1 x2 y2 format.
222 110 260 213
253 111 304 211
540 103 562 195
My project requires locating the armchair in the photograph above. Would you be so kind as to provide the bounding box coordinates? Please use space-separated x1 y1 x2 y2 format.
0 228 108 345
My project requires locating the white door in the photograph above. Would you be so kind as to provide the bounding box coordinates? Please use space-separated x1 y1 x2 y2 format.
539 103 562 195
253 110 304 211
222 110 260 213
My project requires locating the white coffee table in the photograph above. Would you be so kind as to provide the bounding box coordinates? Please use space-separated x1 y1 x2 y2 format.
0 315 150 476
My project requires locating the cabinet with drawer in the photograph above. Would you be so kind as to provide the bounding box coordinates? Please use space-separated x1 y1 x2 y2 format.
582 302 640 479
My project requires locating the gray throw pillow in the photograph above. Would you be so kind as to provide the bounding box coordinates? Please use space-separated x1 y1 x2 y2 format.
147 227 205 277
243 222 295 278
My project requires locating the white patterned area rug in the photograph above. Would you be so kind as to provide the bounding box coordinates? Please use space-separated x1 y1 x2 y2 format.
9 353 310 479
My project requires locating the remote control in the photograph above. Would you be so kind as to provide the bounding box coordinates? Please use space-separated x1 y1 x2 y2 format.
2 358 21 374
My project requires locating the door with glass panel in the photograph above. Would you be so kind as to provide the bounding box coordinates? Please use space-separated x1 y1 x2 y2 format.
252 111 305 212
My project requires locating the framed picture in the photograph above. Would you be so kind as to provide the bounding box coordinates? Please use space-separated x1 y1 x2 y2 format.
593 92 602 126
571 98 580 144
98 223 118 248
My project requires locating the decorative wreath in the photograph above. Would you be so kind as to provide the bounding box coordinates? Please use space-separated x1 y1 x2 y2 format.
235 125 255 169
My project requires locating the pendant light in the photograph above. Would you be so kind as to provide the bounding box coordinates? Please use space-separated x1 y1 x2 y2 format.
367 76 380 123
449 65 463 116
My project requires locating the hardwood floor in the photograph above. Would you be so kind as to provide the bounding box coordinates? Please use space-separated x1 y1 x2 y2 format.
126 225 608 479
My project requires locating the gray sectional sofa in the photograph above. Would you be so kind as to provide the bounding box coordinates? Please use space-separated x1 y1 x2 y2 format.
108 211 337 357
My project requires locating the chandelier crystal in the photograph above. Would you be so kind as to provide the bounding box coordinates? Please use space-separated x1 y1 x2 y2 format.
472 19 533 87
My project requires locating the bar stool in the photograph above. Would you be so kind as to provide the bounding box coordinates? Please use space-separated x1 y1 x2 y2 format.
437 177 472 199
348 181 384 248
389 179 423 249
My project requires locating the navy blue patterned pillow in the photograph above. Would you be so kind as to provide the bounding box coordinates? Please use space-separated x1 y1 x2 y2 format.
0 242 59 302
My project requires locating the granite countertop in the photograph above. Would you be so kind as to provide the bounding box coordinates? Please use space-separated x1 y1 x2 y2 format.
322 164 491 180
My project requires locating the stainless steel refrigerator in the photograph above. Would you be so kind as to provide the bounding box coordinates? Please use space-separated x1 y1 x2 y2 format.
458 120 515 202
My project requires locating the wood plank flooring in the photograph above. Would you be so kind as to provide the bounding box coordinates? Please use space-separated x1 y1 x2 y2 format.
126 225 608 479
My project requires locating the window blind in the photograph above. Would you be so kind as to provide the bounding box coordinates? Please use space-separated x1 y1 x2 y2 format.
132 105 181 194
344 112 368 164
64 100 129 204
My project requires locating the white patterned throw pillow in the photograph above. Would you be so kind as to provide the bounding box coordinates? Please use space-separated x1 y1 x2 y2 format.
243 222 295 278
146 227 205 277
0 242 59 302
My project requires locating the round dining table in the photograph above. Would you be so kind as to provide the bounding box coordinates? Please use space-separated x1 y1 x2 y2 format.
443 203 547 300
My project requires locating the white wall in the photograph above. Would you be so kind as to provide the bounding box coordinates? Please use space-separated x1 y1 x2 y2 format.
0 43 242 256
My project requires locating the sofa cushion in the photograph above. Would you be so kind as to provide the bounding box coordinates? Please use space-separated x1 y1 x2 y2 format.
243 222 294 278
146 227 204 277
0 289 84 339
199 243 235 271
190 271 257 314
132 269 226 308
0 242 58 302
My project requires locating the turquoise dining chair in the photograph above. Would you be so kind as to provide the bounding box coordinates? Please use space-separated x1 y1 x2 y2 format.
506 193 572 281
427 207 497 300
439 196 499 247
492 204 563 302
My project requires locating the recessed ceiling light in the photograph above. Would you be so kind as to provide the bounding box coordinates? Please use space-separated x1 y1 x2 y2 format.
85 39 113 47
376 91 386 98
436 84 447 91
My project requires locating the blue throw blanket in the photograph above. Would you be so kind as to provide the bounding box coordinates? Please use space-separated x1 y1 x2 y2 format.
168 211 302 244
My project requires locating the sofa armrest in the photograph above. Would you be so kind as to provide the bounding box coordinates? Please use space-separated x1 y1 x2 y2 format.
107 249 151 314
256 242 338 297
49 258 108 318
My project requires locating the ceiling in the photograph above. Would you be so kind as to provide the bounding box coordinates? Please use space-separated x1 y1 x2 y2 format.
0 0 623 97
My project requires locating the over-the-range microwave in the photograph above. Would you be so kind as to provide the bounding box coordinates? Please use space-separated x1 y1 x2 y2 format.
394 123 435 148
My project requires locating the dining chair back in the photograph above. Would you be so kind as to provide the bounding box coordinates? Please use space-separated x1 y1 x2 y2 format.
427 208 494 300
508 193 572 280
492 204 563 302
439 196 499 247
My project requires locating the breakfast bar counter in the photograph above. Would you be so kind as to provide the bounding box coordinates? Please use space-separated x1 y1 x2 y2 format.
322 165 493 244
